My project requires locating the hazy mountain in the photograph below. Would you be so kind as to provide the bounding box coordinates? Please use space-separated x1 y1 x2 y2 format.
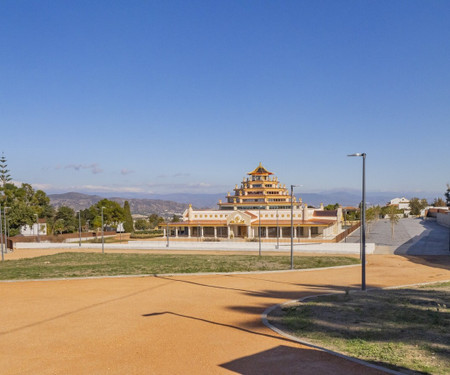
48 192 189 217
149 193 223 208
49 189 442 215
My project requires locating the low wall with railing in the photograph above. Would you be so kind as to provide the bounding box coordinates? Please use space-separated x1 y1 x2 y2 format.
335 222 361 243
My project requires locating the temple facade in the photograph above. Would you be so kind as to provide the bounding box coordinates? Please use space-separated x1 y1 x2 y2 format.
163 164 343 241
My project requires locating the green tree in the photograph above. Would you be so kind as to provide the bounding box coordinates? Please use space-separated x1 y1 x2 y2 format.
1 183 55 236
324 203 339 210
0 152 12 188
53 219 65 235
134 219 150 231
55 206 77 233
409 197 428 216
171 214 180 223
91 199 124 228
123 201 134 233
91 216 102 231
148 214 164 229
6 201 36 236
432 197 446 207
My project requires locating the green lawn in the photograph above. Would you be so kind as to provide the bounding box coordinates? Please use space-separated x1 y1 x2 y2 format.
0 252 359 280
270 281 450 375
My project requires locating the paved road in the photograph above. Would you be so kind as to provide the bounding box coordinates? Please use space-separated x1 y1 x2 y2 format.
1 254 449 374
346 218 450 255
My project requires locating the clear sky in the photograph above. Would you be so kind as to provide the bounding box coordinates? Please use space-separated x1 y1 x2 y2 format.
1 1 449 196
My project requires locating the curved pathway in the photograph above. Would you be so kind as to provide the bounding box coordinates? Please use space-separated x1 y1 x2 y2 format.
0 254 449 374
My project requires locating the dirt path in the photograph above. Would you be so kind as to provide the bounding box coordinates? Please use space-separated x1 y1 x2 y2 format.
0 254 449 374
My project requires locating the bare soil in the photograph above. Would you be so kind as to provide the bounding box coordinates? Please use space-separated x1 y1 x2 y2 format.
0 254 449 374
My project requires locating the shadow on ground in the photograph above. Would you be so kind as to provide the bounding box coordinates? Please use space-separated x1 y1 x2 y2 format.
395 220 450 256
402 255 450 272
219 345 392 375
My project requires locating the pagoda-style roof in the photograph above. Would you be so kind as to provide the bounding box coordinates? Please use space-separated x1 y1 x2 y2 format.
248 162 273 176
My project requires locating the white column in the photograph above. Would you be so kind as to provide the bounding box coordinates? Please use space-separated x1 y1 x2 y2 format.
214 227 217 239
200 226 204 238
308 227 311 238
247 226 252 238
279 227 283 239
175 227 178 237
265 227 269 239
187 227 191 238
294 226 297 238
227 226 231 239
163 228 166 237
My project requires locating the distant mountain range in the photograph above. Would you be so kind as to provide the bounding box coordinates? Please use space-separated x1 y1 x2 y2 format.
48 192 190 218
48 190 443 216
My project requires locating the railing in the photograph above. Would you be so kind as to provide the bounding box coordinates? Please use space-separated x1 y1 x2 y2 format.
334 222 361 243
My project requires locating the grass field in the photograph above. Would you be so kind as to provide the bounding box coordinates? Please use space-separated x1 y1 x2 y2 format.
270 281 450 375
0 252 360 280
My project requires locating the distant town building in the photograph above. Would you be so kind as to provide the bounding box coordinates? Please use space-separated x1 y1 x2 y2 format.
20 219 47 236
388 197 410 211
163 164 343 240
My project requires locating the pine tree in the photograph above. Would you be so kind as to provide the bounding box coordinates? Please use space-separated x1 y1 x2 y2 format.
0 152 12 188
123 201 134 233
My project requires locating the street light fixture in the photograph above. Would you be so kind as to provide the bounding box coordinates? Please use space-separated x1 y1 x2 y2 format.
348 153 367 291
101 207 105 254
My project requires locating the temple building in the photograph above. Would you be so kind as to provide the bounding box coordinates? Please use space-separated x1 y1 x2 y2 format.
163 164 343 241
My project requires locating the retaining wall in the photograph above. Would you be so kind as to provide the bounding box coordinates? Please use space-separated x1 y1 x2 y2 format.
12 240 375 254
437 212 450 228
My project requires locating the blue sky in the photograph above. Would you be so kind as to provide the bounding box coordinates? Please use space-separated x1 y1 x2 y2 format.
1 1 449 197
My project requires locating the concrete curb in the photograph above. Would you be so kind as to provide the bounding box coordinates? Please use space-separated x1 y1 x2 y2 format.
0 262 361 283
261 279 450 375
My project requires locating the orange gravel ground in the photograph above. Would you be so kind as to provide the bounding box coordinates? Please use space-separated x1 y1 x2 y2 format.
0 250 449 374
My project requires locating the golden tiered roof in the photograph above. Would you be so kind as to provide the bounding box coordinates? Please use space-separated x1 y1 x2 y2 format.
218 163 301 210
248 162 273 176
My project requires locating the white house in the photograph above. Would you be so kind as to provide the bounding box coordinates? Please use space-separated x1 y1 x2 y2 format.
388 197 410 211
20 219 47 236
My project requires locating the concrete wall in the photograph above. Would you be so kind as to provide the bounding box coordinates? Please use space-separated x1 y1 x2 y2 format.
437 213 450 228
13 240 375 254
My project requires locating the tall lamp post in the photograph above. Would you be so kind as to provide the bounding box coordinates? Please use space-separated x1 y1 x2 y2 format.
0 207 4 261
258 206 262 257
276 208 279 250
78 211 82 247
101 207 105 254
348 153 366 291
290 185 298 270
34 214 40 243
166 223 170 247
4 207 9 251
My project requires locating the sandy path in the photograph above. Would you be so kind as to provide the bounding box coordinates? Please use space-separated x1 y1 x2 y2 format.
0 254 449 374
